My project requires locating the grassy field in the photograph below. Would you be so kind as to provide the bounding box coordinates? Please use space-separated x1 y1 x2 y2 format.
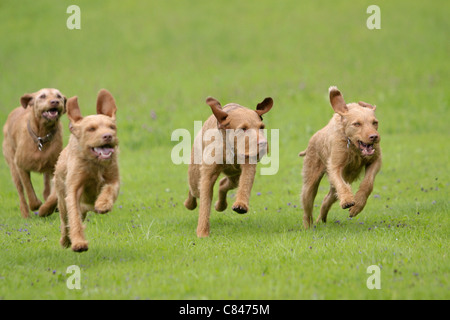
0 0 448 300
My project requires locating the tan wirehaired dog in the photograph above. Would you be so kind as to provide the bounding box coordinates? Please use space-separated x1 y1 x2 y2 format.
39 89 120 252
299 86 382 228
184 96 273 237
2 88 66 218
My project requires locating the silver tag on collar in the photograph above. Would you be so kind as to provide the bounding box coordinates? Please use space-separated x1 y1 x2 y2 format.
37 138 44 151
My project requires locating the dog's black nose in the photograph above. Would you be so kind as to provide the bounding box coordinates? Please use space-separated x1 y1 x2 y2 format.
369 134 379 141
50 100 59 107
102 133 113 142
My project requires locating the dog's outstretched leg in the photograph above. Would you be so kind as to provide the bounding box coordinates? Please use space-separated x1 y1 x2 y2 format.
197 167 220 237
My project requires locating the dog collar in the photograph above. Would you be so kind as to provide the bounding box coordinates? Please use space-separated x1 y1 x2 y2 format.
27 120 57 151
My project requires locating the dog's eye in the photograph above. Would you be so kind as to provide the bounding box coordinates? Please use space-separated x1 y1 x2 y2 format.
353 122 361 127
87 127 96 132
110 125 116 130
373 121 378 126
56 94 62 99
39 94 46 99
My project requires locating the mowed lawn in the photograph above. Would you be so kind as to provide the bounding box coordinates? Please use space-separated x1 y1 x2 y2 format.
0 0 448 299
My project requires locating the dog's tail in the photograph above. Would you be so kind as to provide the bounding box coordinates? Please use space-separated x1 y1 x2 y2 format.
298 150 307 157
38 188 58 217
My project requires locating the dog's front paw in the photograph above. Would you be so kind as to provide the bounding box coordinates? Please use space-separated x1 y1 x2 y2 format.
60 236 71 248
349 205 362 217
29 199 42 211
340 195 355 209
19 202 31 219
215 200 228 212
196 227 210 238
232 201 248 214
349 193 367 217
341 201 355 210
71 240 89 252
38 201 57 217
184 197 197 210
94 198 113 214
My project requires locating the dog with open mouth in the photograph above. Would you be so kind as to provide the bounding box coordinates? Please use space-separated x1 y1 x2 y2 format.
184 96 273 237
39 89 120 252
299 86 382 228
2 88 66 218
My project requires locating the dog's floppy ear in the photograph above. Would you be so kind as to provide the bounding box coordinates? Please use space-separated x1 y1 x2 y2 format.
256 97 273 117
329 86 348 115
358 101 376 111
67 96 83 122
97 89 117 119
20 93 34 109
206 96 228 128
62 96 68 114
67 96 83 135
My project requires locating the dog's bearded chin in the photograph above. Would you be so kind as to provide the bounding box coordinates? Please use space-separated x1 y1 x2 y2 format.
358 141 375 156
91 145 115 160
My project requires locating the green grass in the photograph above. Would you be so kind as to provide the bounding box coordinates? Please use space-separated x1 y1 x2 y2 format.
0 0 448 299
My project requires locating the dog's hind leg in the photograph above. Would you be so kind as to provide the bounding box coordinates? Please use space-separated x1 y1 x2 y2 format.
38 188 57 217
17 167 41 211
185 163 200 210
215 175 239 212
43 172 53 200
184 190 197 210
317 186 337 223
197 168 220 237
58 196 71 248
301 156 325 229
9 163 30 218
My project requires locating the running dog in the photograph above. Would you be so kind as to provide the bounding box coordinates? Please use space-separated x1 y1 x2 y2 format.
299 86 382 228
185 96 273 237
2 88 66 218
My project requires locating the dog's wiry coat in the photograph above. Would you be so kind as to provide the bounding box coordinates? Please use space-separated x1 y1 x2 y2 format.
185 97 273 237
39 89 120 252
299 86 382 228
2 88 66 218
